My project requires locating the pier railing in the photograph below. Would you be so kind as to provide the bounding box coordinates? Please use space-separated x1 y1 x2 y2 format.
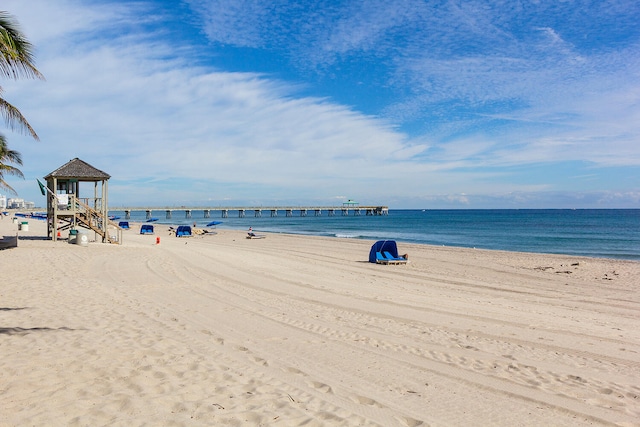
113 205 389 220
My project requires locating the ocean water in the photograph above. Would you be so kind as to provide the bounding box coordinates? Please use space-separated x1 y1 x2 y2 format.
109 209 640 261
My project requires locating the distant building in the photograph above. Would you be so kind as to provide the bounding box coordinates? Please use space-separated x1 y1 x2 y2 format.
7 198 25 209
2 196 36 209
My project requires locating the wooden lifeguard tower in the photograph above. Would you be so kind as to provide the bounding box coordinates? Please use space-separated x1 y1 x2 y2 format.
43 158 121 243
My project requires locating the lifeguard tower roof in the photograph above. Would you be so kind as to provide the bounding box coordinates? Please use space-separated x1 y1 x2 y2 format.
44 158 110 181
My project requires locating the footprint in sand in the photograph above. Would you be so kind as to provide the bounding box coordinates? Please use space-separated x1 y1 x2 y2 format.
396 416 425 427
200 330 224 345
309 380 333 394
351 395 384 408
251 356 268 367
284 367 306 376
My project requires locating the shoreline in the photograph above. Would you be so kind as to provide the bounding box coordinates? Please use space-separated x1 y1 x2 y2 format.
2 218 640 426
246 228 640 263
115 208 640 262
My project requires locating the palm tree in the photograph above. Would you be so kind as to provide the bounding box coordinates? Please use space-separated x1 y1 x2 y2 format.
0 133 24 194
0 11 43 194
1 11 43 139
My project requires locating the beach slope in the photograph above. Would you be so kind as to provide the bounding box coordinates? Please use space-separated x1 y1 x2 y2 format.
1 219 639 426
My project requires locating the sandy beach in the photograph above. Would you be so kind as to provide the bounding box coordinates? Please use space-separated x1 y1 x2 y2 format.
1 218 639 426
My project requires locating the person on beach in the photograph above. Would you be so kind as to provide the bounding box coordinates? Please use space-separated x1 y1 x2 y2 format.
248 226 255 237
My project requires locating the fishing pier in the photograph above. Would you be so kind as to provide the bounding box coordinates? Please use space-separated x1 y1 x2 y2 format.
116 205 388 220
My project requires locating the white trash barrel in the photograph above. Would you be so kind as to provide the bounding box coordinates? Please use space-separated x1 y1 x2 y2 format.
76 232 88 246
20 221 29 231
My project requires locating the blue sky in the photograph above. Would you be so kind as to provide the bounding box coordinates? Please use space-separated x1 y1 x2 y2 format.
2 0 639 208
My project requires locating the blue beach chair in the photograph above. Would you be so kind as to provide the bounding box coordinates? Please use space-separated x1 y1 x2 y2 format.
118 221 130 229
383 251 407 263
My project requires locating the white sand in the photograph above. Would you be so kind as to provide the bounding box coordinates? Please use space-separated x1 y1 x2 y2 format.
1 218 639 426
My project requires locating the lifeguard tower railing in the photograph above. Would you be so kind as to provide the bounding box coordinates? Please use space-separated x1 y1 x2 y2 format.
48 193 122 244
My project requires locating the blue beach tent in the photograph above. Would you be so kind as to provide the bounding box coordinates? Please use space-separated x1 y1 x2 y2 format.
140 224 154 234
118 221 130 229
176 225 192 237
368 240 401 263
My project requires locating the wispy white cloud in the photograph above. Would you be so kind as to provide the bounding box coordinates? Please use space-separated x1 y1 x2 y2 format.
4 0 420 206
187 0 276 48
2 0 639 208
188 0 640 172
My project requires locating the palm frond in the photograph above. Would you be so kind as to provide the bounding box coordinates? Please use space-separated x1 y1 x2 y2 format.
0 178 17 195
0 139 23 165
0 12 44 81
0 97 39 139
0 132 25 194
0 162 24 177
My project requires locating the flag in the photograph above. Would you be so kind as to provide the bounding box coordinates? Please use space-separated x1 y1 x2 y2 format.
37 179 46 196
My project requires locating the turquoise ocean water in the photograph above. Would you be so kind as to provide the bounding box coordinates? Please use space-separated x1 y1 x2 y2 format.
109 209 640 261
